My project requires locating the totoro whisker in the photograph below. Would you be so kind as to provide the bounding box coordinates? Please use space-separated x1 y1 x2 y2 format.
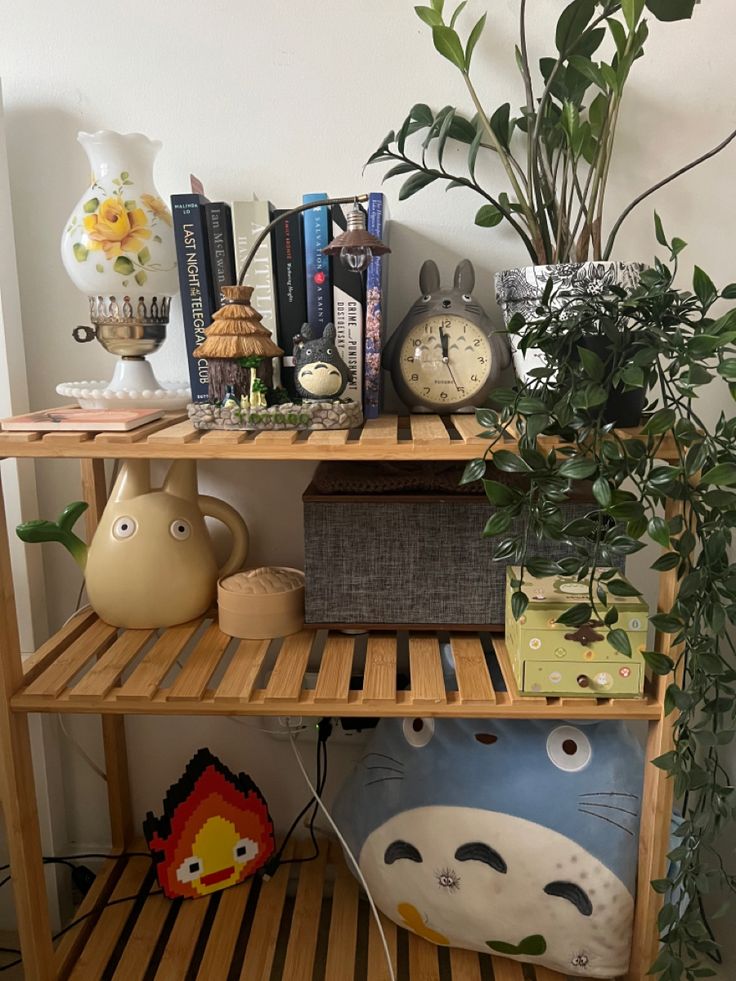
578 791 639 800
578 807 634 836
365 776 405 787
577 801 639 818
364 765 405 774
361 752 405 768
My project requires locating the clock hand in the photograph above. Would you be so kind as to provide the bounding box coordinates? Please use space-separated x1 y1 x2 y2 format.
439 324 449 361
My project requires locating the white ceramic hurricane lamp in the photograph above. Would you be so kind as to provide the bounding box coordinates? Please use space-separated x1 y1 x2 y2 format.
59 130 189 409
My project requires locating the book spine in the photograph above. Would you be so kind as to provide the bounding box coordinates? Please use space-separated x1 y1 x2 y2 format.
272 208 308 398
171 194 217 403
330 204 363 405
204 202 236 305
364 192 388 418
302 193 332 334
232 199 281 385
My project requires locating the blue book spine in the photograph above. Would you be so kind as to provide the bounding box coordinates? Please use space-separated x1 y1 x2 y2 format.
364 192 388 418
302 193 332 333
171 194 217 403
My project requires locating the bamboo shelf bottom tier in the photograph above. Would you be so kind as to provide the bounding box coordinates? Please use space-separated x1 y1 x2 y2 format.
12 611 661 719
54 840 602 981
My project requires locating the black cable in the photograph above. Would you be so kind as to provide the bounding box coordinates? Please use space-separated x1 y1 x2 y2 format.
0 850 151 875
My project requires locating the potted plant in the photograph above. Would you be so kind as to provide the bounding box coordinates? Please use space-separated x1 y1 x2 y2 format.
459 220 736 978
369 0 736 381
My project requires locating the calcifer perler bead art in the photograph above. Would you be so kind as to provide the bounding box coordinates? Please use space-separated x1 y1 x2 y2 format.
143 748 275 899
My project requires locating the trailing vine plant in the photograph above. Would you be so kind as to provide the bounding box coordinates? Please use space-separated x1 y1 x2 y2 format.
461 218 736 978
368 0 736 264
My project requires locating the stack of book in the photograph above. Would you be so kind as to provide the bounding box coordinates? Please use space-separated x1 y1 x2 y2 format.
172 191 390 417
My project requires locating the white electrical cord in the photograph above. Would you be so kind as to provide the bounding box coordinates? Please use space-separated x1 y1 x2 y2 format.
289 733 396 981
58 716 107 782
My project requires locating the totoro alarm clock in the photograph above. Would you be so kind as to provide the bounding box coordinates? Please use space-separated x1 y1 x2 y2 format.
383 259 510 414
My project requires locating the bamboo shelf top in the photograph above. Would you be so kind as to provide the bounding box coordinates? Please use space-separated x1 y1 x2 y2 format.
0 411 680 461
54 838 585 981
12 609 661 720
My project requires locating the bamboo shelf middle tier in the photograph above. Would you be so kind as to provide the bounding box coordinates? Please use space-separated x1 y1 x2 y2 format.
12 609 661 720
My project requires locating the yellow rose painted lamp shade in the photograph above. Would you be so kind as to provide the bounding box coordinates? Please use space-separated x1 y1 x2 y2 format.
59 130 189 409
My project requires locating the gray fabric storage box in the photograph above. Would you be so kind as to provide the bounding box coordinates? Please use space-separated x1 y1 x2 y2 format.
302 463 604 629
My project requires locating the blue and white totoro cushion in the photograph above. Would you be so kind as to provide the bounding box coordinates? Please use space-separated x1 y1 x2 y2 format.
333 718 643 977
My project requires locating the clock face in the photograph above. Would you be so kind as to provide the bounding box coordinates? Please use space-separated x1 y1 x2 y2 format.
398 315 493 408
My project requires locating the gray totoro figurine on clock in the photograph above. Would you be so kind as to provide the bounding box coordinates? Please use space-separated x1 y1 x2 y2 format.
383 259 511 414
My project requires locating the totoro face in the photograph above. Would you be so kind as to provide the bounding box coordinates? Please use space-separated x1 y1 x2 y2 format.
407 258 486 323
294 323 351 400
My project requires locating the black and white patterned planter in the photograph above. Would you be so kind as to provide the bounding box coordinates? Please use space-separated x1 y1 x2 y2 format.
495 261 644 382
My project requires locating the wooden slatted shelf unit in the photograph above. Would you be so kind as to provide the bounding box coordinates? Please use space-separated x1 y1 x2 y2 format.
13 610 661 720
0 412 681 461
52 840 580 981
0 414 681 980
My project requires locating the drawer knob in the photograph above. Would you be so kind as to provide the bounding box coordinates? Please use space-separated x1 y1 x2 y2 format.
576 674 591 689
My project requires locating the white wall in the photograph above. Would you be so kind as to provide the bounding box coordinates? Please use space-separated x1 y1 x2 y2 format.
0 0 735 968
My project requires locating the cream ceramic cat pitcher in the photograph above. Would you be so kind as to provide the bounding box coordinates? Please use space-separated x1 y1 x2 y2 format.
18 460 249 629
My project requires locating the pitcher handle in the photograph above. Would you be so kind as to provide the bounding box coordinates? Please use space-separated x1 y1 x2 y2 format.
197 495 249 578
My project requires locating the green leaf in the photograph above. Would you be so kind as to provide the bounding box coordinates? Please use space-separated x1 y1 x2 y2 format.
693 265 717 305
556 603 592 627
556 0 595 53
483 511 512 537
475 205 503 228
432 25 467 71
382 162 416 182
398 172 437 200
702 463 736 486
467 122 483 180
642 408 675 435
568 55 606 89
120 170 129 180
721 283 736 299
651 552 679 572
607 578 642 597
95 263 104 273
134 270 147 286
511 590 528 620
415 4 443 26
447 113 477 143
449 0 467 29
464 13 487 70
410 103 434 127
72 243 88 262
460 458 486 484
647 516 670 547
559 456 597 479
607 628 632 657
429 0 444 10
645 0 696 21
483 479 514 505
124 199 136 211
578 345 604 381
654 211 668 248
138 247 150 265
622 0 645 30
82 197 99 213
491 450 530 473
490 103 511 150
650 613 681 633
592 476 612 507
113 256 135 276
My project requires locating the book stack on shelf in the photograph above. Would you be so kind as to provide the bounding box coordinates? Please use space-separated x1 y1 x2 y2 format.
171 188 389 420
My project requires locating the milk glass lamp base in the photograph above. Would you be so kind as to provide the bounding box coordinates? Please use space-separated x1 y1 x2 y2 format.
57 357 189 409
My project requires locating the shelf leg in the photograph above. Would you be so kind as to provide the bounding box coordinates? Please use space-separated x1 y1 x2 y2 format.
0 467 54 977
626 499 683 980
80 459 134 848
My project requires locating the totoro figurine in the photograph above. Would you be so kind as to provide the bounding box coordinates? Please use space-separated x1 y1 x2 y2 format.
383 259 511 414
293 323 352 401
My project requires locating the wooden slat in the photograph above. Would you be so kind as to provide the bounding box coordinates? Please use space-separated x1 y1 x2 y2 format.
492 636 547 704
409 636 447 704
195 880 251 980
117 620 201 700
238 843 293 980
314 634 354 703
449 947 482 980
166 624 231 701
407 931 440 980
69 629 153 701
490 956 526 980
449 414 484 444
110 885 170 981
213 638 269 702
307 428 350 446
42 431 91 445
359 415 398 443
533 967 569 981
94 413 186 444
146 420 201 444
264 631 314 701
281 844 328 980
451 635 495 704
152 895 210 981
251 429 298 446
24 618 118 698
325 844 359 981
560 696 602 708
0 430 40 442
363 636 397 703
410 415 449 444
21 608 97 686
68 857 151 981
54 855 123 977
198 429 248 444
367 912 397 981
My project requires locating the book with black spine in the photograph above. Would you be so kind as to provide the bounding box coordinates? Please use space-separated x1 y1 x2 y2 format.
272 207 308 398
171 193 217 403
204 201 236 306
302 192 332 334
330 203 364 406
